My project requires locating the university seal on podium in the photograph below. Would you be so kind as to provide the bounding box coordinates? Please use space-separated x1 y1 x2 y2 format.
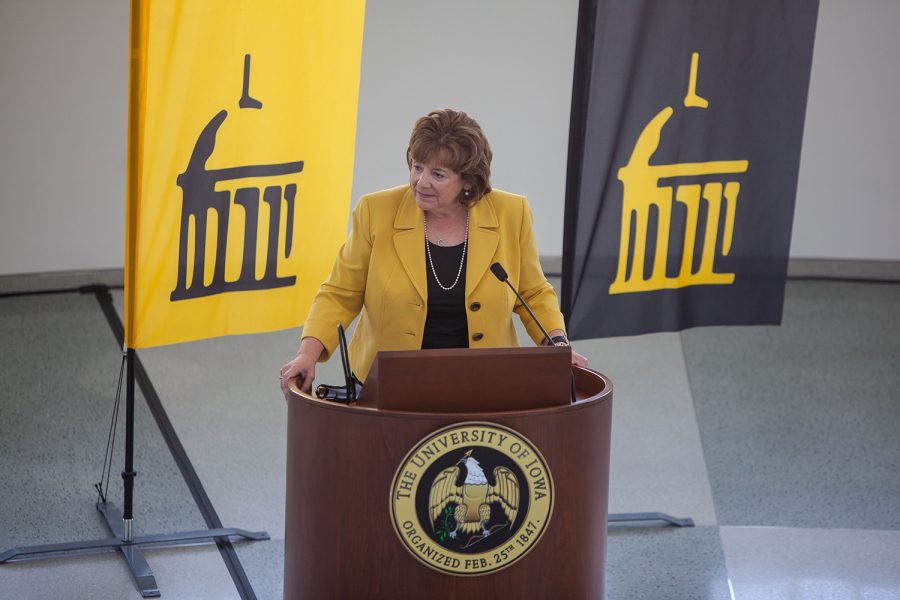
389 422 553 576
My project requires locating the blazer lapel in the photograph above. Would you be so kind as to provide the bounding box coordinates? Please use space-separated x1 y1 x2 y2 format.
465 194 500 297
393 188 427 302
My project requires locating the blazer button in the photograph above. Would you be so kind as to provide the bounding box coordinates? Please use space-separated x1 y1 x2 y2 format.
469 301 481 312
472 332 484 342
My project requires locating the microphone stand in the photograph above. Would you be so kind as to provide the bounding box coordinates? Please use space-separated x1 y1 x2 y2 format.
490 262 553 345
490 263 576 403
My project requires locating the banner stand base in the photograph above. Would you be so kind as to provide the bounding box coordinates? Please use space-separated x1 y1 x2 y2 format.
608 512 695 527
0 502 269 598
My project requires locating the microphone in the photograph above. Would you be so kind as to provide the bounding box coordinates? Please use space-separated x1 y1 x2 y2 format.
316 324 362 404
490 262 554 346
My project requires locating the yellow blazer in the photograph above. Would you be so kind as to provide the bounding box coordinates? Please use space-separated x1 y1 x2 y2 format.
302 185 566 381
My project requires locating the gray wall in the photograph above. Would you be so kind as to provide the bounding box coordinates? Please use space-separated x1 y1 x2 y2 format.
0 0 129 274
1 0 898 277
792 0 900 259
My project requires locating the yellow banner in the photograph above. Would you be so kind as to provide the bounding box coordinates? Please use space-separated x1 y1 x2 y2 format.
125 0 365 348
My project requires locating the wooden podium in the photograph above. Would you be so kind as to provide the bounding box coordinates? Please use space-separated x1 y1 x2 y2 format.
284 348 613 599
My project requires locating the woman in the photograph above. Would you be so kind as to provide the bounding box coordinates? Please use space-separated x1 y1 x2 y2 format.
280 109 587 396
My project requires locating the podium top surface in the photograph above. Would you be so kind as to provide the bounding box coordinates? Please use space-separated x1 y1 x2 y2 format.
360 347 577 411
289 363 611 420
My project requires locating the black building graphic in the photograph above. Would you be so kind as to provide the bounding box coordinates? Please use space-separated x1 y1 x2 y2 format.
171 55 303 301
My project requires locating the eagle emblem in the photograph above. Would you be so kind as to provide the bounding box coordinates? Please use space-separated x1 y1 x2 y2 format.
391 422 554 575
428 449 520 541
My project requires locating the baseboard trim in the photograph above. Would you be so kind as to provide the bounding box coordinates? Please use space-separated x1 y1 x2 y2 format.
0 268 124 295
2 259 898 296
540 257 900 282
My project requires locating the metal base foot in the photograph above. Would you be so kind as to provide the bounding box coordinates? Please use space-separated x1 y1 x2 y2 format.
608 512 695 527
99 504 157 597
0 502 269 598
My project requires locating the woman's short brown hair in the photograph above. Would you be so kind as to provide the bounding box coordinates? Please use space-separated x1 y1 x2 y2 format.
407 109 492 206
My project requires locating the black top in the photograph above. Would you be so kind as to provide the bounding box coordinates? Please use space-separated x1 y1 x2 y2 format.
421 241 469 349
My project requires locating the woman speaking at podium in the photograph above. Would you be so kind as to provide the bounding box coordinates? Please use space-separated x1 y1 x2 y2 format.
280 109 587 396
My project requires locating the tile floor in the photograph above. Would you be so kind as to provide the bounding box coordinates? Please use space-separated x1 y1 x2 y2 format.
1 276 898 599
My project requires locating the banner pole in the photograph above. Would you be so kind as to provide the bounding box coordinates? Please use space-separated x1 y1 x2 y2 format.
560 0 598 328
124 0 146 351
122 348 136 542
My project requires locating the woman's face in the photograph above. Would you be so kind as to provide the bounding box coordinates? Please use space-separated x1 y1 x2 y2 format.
409 157 466 213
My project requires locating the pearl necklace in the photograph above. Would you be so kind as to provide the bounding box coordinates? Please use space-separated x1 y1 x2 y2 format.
424 211 469 291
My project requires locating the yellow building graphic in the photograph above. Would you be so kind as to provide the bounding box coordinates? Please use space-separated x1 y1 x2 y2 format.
609 53 749 295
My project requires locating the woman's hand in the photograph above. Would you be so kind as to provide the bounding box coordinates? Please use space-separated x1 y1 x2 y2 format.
570 348 589 369
547 329 589 369
280 337 325 398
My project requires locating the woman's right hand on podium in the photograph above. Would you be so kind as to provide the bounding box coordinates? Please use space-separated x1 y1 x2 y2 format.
280 337 325 398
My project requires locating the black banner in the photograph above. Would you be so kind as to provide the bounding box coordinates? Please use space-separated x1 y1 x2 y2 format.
561 0 819 338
